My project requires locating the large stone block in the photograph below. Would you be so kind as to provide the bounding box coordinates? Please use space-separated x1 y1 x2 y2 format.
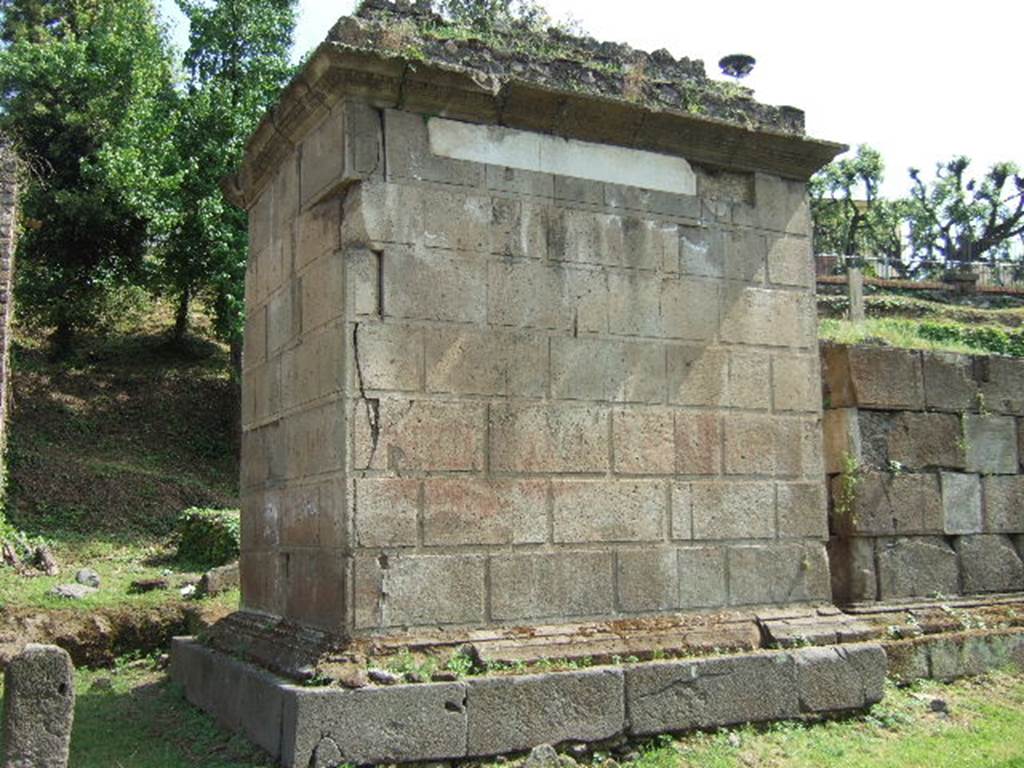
979 357 1024 415
284 682 468 767
772 353 822 413
353 477 419 548
280 549 347 632
691 482 775 540
606 272 662 337
385 108 482 187
548 208 625 268
793 644 887 712
278 479 347 551
466 670 624 756
551 337 665 403
724 415 821 478
353 399 485 472
822 345 924 410
766 235 814 288
983 476 1024 532
886 412 965 470
382 246 487 324
963 414 1018 474
834 472 942 536
679 225 725 278
939 472 982 535
776 482 828 539
489 551 615 621
351 322 422 393
171 638 286 759
425 327 546 398
720 287 814 349
354 554 486 629
552 480 665 543
678 546 727 608
300 102 381 207
296 199 342 273
724 229 766 282
3 644 75 768
613 408 675 475
487 260 578 332
490 198 549 259
922 351 978 412
668 412 718 475
727 543 831 605
956 535 1024 594
490 403 610 473
876 537 959 599
423 479 547 546
659 277 722 341
283 326 345 410
626 652 799 735
618 548 678 612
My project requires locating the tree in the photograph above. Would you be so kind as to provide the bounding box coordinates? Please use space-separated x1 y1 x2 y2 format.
907 157 1024 265
809 145 905 262
160 0 296 352
0 0 176 355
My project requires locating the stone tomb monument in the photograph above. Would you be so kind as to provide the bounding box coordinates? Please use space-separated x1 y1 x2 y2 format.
173 4 862 764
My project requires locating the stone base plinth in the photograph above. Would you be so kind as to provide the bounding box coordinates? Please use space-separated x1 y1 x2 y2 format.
171 637 886 766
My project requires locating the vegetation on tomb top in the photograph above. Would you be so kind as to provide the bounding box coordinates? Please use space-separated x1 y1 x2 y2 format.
331 0 805 134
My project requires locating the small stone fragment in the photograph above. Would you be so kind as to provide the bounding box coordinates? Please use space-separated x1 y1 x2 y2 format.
75 568 100 588
50 584 97 600
524 744 561 768
128 578 169 594
2 644 75 768
930 698 948 713
198 562 240 596
367 667 401 685
90 677 113 692
35 545 59 576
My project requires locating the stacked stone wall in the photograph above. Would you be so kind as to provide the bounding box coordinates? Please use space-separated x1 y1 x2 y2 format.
823 344 1024 603
239 99 831 638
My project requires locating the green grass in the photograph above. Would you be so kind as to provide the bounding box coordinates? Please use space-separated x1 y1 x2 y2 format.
819 317 1024 357
2 665 1022 767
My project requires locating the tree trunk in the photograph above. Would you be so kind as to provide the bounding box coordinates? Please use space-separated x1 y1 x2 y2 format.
173 287 191 346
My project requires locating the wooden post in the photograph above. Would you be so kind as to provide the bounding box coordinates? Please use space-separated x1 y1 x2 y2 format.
847 261 865 322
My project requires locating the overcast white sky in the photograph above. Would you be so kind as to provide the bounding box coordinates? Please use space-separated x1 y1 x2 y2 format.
159 1 1024 196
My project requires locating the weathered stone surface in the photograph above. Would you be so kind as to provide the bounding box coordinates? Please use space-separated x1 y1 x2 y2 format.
979 357 1024 415
885 412 964 470
677 546 727 608
466 670 624 756
3 644 75 768
822 407 862 475
822 345 924 410
425 327 546 397
955 535 1024 594
793 644 887 712
50 584 97 600
939 472 982 535
691 482 774 540
170 638 286 759
75 568 100 588
876 537 959 599
727 543 831 605
551 337 665 403
423 479 547 546
719 287 813 348
626 653 799 735
983 476 1024 533
285 682 469 766
834 472 943 536
613 409 674 475
354 554 486 629
489 552 614 621
552 480 664 543
674 412 720 475
490 403 609 473
922 351 978 412
776 483 828 539
828 536 877 604
772 353 821 413
617 548 678 612
354 399 485 472
963 414 1018 475
352 477 420 548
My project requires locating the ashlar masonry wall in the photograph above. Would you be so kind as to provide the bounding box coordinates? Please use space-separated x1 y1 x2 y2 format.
0 143 18 489
823 344 1024 603
239 91 835 639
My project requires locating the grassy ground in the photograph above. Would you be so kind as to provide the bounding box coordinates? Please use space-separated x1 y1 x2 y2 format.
1 665 1022 768
818 318 983 354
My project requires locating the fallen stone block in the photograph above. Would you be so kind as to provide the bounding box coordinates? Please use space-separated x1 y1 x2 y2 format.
50 583 97 600
2 644 75 768
200 562 240 596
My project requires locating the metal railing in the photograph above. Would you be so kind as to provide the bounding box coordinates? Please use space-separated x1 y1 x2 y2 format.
815 255 1024 293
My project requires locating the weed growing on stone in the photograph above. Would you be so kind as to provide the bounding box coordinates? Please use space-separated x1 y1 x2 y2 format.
834 452 862 526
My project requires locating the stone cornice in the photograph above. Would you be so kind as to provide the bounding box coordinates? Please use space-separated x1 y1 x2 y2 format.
224 43 847 209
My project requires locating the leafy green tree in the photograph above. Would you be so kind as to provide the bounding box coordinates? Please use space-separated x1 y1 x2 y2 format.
809 145 905 262
907 157 1024 265
0 0 176 355
161 0 296 351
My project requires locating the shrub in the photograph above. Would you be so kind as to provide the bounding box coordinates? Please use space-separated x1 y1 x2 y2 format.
175 507 240 567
